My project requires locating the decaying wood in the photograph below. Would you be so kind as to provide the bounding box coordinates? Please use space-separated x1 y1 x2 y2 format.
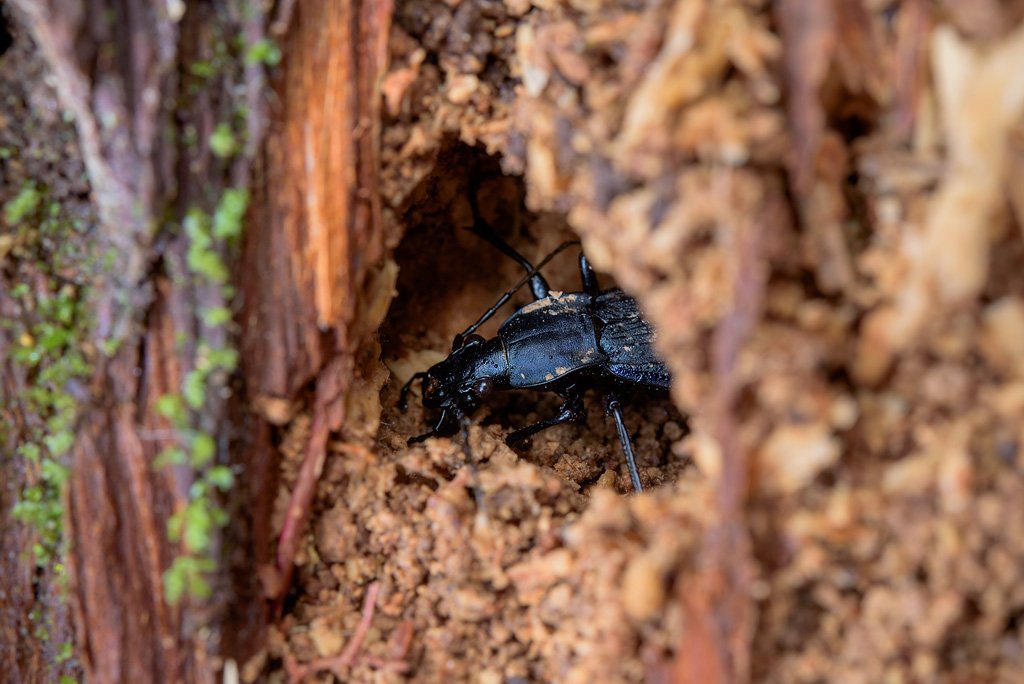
7 0 394 677
7 2 200 681
10 0 1024 681
239 0 393 601
5 0 276 680
11 0 176 342
674 175 768 684
241 0 392 397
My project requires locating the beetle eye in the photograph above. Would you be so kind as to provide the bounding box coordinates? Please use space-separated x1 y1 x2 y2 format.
473 378 493 397
451 333 485 352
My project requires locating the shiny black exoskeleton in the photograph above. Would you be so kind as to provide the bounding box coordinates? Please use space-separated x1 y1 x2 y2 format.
400 199 670 492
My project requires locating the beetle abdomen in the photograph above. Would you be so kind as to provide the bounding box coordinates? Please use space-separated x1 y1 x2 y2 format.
594 290 670 390
499 291 606 388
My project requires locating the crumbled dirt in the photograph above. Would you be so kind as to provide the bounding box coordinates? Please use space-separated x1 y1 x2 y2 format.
268 1 1024 683
266 145 689 683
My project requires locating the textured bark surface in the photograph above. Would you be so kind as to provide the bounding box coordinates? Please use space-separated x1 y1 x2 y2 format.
241 0 390 404
3 0 275 681
0 26 89 682
12 0 175 342
6 1 204 680
239 0 393 602
3 0 393 680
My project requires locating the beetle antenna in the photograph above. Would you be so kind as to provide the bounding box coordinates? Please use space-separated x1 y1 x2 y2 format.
466 177 547 297
399 372 428 410
455 239 581 345
407 407 456 444
466 187 528 271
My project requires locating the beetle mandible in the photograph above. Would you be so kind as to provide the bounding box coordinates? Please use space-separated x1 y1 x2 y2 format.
400 189 670 492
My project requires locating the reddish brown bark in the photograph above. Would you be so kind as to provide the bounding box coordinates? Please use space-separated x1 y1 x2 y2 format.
241 0 390 398
240 0 392 601
6 1 194 681
0 0 337 680
0 439 75 683
3 0 395 676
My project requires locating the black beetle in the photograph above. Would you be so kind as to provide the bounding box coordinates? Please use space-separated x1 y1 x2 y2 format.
400 196 670 492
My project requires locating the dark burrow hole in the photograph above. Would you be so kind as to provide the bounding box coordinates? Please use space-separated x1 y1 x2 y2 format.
0 9 13 60
378 143 687 493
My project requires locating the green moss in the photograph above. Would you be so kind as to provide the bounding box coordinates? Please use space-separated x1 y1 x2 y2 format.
55 641 74 664
245 38 282 66
201 305 232 326
188 252 229 285
207 346 239 373
152 446 186 469
8 222 93 567
185 209 230 284
5 182 41 224
189 60 218 79
100 337 121 357
191 433 216 468
11 492 63 564
207 465 234 491
163 555 216 604
183 369 207 409
155 185 250 604
209 123 237 159
156 393 188 426
213 188 249 241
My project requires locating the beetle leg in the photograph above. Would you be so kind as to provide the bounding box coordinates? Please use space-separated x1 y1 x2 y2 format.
579 254 600 296
457 415 489 521
505 393 584 449
399 372 428 410
605 395 643 493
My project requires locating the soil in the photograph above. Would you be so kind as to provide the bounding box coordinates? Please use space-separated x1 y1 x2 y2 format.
265 1 1024 683
265 145 692 683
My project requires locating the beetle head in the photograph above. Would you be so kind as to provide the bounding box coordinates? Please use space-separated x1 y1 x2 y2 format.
421 335 503 416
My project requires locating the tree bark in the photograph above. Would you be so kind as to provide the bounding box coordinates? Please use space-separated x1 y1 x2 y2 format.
4 0 390 681
10 0 213 680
